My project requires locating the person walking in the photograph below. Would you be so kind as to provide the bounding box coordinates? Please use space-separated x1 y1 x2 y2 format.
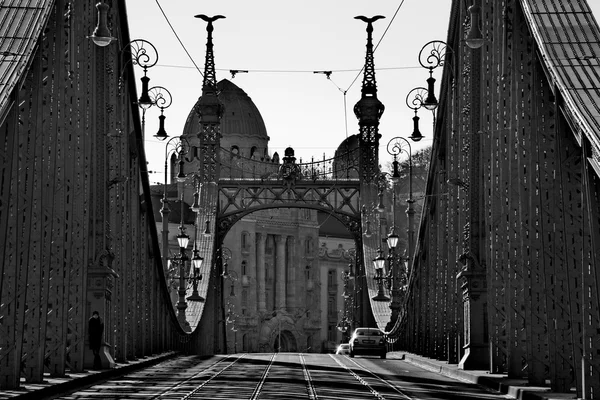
88 311 104 369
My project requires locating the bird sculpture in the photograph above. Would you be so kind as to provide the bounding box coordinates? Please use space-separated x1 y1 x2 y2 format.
194 14 226 32
354 15 385 32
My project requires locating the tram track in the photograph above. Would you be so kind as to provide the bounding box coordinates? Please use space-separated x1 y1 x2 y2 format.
52 352 510 399
152 352 413 400
150 353 248 399
329 354 414 400
151 353 277 399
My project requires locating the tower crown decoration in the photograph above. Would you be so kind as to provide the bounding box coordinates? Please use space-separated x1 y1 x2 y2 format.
353 15 385 126
195 14 226 123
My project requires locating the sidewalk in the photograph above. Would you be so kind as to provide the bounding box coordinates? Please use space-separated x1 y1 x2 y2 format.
390 352 576 400
0 352 179 400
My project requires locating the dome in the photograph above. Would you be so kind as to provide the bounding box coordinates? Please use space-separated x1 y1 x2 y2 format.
333 134 360 179
182 79 269 158
334 134 359 156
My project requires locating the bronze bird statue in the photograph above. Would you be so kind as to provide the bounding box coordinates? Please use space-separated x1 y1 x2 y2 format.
354 15 385 24
194 14 226 32
355 15 385 32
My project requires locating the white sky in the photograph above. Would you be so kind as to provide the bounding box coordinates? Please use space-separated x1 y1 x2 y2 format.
124 1 600 182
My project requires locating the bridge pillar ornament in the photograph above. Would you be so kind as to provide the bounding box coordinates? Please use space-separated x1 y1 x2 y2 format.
353 16 385 184
195 14 226 184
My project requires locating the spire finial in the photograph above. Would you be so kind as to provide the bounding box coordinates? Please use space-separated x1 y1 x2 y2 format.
353 15 385 184
194 14 225 125
194 14 225 183
354 15 385 97
194 14 226 95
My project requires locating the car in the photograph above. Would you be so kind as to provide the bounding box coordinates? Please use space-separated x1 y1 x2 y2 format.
349 327 387 359
335 343 350 355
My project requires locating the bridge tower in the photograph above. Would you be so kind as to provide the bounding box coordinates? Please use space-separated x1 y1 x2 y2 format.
353 16 385 184
193 14 226 185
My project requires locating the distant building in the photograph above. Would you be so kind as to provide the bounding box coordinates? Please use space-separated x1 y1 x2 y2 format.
151 79 355 353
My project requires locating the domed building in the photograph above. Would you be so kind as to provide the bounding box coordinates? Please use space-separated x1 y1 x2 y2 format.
182 79 271 162
152 79 355 353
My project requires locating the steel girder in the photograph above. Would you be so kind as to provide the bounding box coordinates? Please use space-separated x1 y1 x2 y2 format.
0 0 190 389
218 179 362 235
400 0 600 397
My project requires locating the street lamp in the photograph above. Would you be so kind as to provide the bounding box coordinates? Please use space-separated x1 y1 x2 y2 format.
465 0 485 49
89 2 116 47
338 248 356 340
160 136 189 273
220 247 237 297
149 86 173 140
405 87 428 142
118 39 174 141
175 196 191 331
386 137 415 273
372 247 390 301
418 40 450 111
187 219 205 302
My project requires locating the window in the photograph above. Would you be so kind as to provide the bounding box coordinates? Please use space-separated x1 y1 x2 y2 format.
305 237 313 255
328 270 336 287
241 231 250 250
328 297 336 317
231 145 240 156
305 265 311 280
250 146 257 159
241 260 247 275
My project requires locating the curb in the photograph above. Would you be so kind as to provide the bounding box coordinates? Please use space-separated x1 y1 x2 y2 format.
401 353 572 400
8 352 179 400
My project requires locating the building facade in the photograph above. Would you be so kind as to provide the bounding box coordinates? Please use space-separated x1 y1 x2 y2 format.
152 79 356 352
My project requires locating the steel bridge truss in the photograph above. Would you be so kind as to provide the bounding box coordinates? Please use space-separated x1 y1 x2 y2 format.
399 1 600 398
218 179 361 236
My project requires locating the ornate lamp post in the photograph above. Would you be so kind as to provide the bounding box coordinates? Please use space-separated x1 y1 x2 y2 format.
372 248 390 301
386 137 415 273
220 246 239 298
149 86 173 140
338 249 356 340
187 222 205 302
405 87 428 142
418 40 450 112
160 136 189 273
175 198 191 332
117 39 174 140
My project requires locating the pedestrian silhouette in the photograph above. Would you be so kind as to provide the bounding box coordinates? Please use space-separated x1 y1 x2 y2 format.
88 311 104 369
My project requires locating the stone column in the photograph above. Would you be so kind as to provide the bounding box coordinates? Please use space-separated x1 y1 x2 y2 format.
256 233 266 312
274 235 286 309
286 236 296 309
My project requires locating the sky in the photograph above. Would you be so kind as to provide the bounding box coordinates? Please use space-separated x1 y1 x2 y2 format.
123 1 600 182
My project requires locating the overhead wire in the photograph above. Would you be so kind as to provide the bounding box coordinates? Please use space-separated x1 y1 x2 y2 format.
148 65 422 72
155 0 204 77
150 0 411 151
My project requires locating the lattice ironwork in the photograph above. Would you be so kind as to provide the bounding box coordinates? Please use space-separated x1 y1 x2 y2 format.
353 16 385 184
219 147 360 181
399 0 600 397
217 180 361 241
0 0 192 389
